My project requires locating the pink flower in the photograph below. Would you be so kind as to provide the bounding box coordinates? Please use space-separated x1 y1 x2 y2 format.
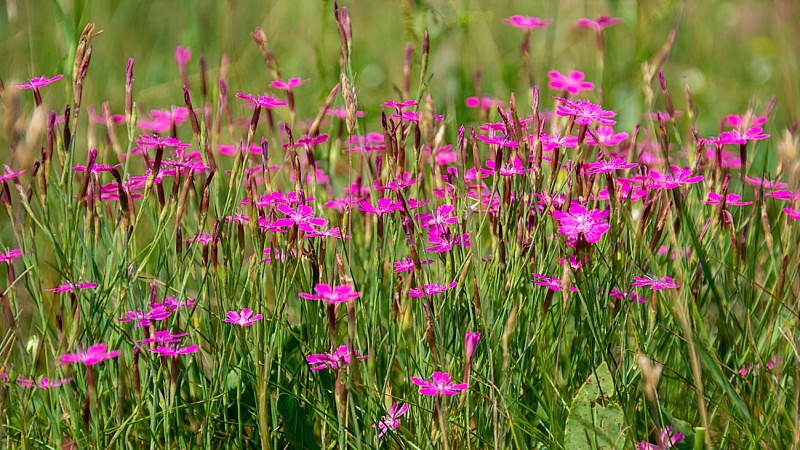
374 172 417 191
465 96 504 109
174 46 191 70
277 204 327 232
37 377 73 389
725 114 767 129
475 134 519 148
138 330 187 345
610 288 645 303
548 70 594 95
393 258 433 273
306 345 367 371
0 249 23 264
576 16 622 31
649 166 704 190
225 308 263 327
464 331 481 362
17 74 64 90
360 198 403 215
381 99 418 111
583 158 637 174
538 133 579 152
46 281 98 293
0 165 24 182
743 176 786 190
60 343 120 366
552 203 611 245
271 77 306 90
555 97 616 126
418 204 459 229
410 371 469 396
409 281 458 299
702 192 752 206
425 228 471 253
503 15 552 30
632 275 680 290
135 134 190 149
765 190 800 202
783 208 800 221
637 426 685 449
299 283 361 304
152 296 196 311
373 403 409 438
585 126 629 146
150 344 200 357
531 273 577 292
718 127 770 144
118 307 171 327
235 93 288 109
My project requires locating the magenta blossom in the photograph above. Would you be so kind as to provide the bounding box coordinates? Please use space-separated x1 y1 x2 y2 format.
135 134 190 149
548 70 594 95
0 165 24 182
46 281 97 293
60 343 120 366
174 46 191 70
409 281 458 298
235 93 288 109
225 308 263 327
632 275 680 290
150 344 200 357
360 198 403 215
464 331 481 362
583 158 637 175
552 203 611 245
783 208 800 221
649 166 704 190
637 426 685 450
299 283 361 304
702 192 752 206
276 204 327 232
503 15 552 30
118 307 171 327
475 134 519 148
271 77 306 90
538 133 579 152
373 403 409 438
306 345 367 371
585 126 629 147
465 96 504 109
555 98 616 126
138 330 187 345
393 258 434 273
411 371 469 396
577 16 622 31
531 273 578 292
610 288 645 304
17 74 64 90
0 249 23 264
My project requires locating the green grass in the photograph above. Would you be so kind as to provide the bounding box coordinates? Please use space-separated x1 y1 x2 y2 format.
0 0 798 448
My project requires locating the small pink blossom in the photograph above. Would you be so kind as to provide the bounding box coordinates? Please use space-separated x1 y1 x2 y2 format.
548 70 594 95
60 343 120 366
410 371 469 396
271 77 307 90
0 249 23 264
138 330 187 345
531 273 577 292
552 203 611 245
373 403 409 438
783 208 800 221
585 126 629 147
46 281 98 293
0 165 24 182
702 192 752 206
464 331 481 362
360 198 403 215
299 283 361 304
235 93 288 109
632 275 680 290
465 96 504 109
118 307 171 327
637 426 685 450
475 134 519 148
150 344 200 357
393 258 434 273
576 16 622 31
555 97 617 126
649 166 704 190
225 308 263 327
610 288 645 303
306 345 367 371
17 74 64 90
409 281 458 298
583 158 637 175
538 133 579 152
135 134 190 149
174 46 191 70
503 15 552 30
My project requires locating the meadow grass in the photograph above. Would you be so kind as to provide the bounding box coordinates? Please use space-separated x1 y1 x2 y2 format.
0 1 799 448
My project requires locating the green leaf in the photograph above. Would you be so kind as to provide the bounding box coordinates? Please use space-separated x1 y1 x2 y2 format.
564 362 626 450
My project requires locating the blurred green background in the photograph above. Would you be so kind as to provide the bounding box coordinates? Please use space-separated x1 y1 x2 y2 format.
0 0 798 134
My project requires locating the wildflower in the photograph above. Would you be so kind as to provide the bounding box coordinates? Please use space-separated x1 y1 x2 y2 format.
261 248 290 263
0 249 23 264
410 371 469 396
585 126 629 147
299 283 361 304
38 377 73 389
475 134 519 148
743 176 787 190
277 204 327 232
554 97 616 126
373 403 409 438
235 93 288 109
649 166 704 190
718 127 770 144
138 330 187 345
531 273 577 292
393 258 434 273
150 344 200 357
547 70 594 95
0 165 25 182
271 77 307 90
306 345 367 371
725 113 767 129
409 281 458 298
538 133 579 152
583 158 637 175
225 308 263 327
374 172 417 191
381 99 418 111
636 426 685 449
60 343 120 366
174 46 191 70
503 15 552 30
702 192 752 206
552 203 611 245
765 190 800 201
46 282 98 293
610 288 644 303
576 16 622 31
118 307 171 327
783 208 800 221
465 96 504 109
425 228 471 253
135 134 190 149
464 331 481 363
418 204 459 230
17 74 64 90
152 297 196 311
632 275 680 290
360 198 403 215
305 227 350 239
